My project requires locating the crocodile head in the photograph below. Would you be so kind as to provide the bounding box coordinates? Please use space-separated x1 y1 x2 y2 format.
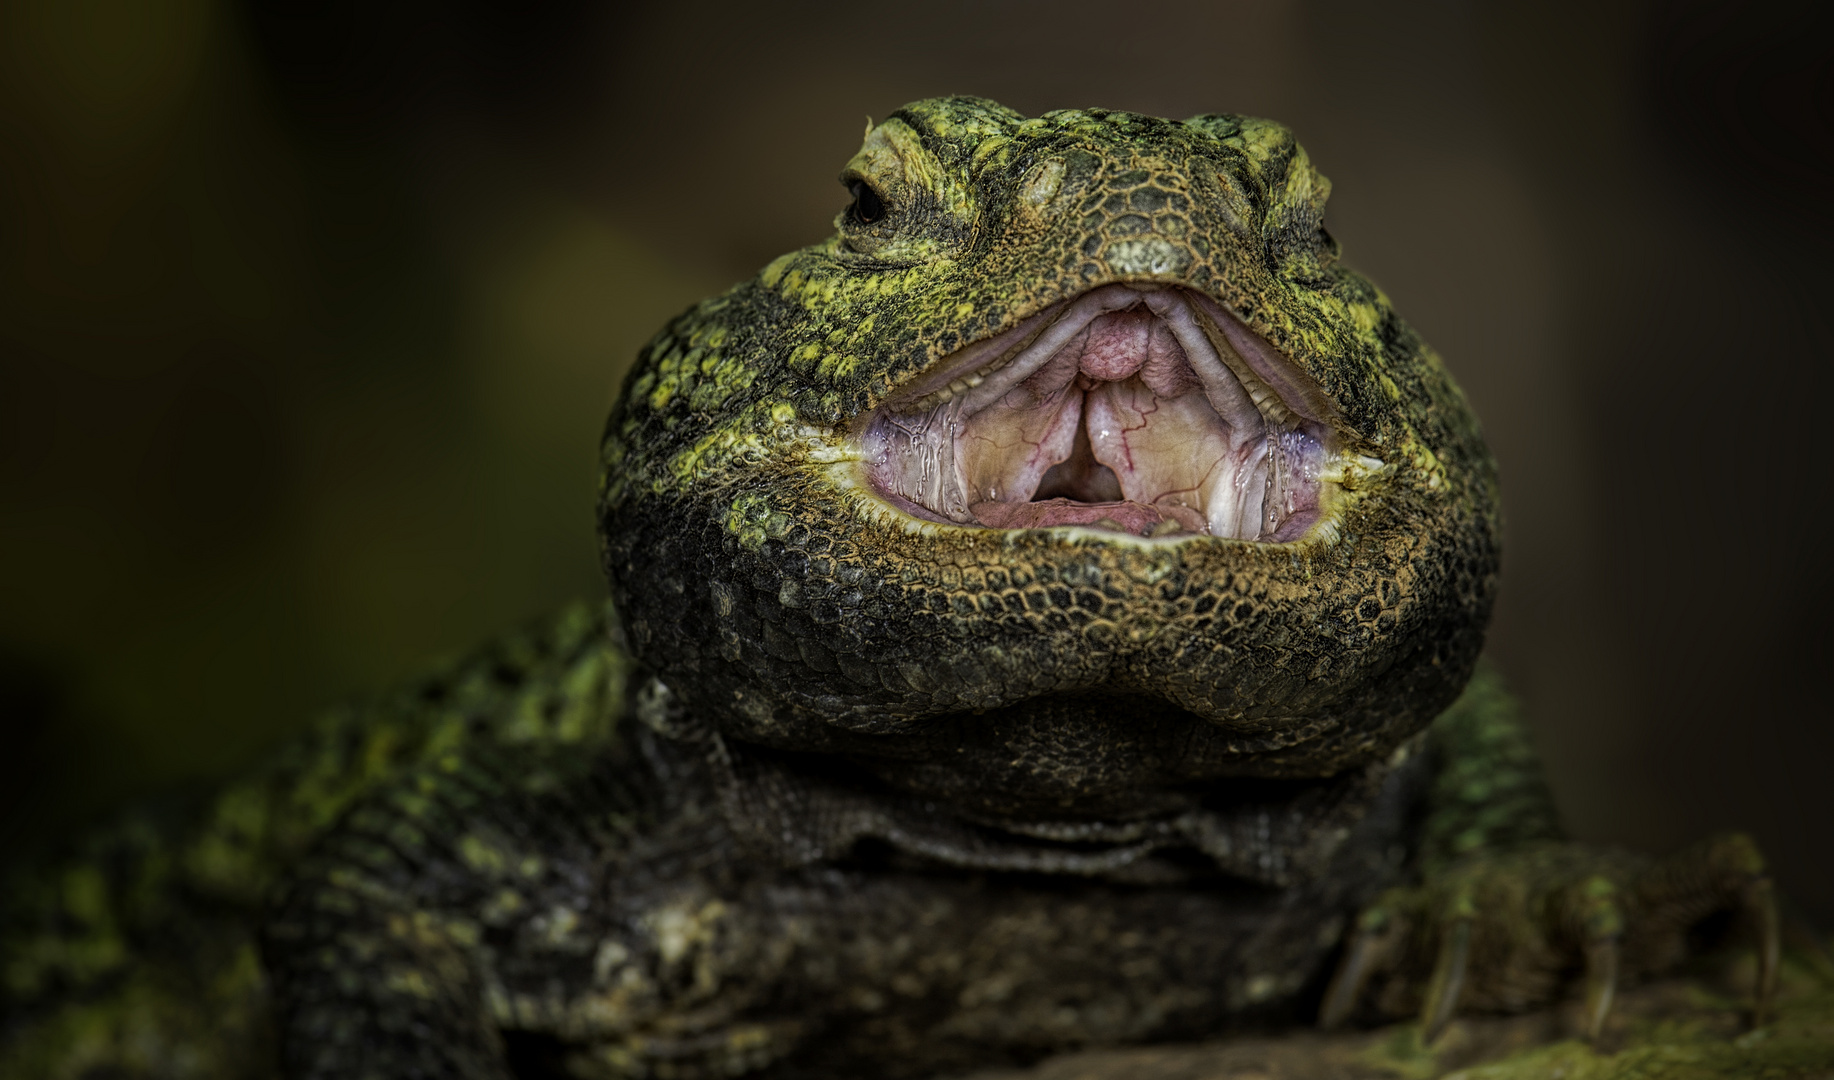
598 96 1499 824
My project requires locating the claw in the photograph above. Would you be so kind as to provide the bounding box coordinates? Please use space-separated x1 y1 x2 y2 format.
1320 906 1394 1029
1420 912 1472 1044
1631 832 1782 1029
1746 876 1780 1027
1573 874 1625 1043
1583 935 1620 1041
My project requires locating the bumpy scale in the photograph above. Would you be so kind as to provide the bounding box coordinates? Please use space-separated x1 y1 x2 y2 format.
0 97 1787 1080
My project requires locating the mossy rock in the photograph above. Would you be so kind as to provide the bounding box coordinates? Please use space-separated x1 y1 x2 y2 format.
959 951 1834 1080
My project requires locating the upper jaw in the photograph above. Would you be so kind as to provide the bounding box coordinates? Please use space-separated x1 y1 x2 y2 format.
856 284 1358 543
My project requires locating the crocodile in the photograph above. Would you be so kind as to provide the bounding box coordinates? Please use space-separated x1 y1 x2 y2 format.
0 96 1796 1080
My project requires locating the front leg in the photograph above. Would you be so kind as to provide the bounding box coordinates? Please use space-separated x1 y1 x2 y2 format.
263 723 834 1080
263 742 656 1080
266 888 506 1079
1321 668 1780 1041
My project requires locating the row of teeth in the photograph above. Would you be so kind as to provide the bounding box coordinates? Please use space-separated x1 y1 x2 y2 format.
903 318 1056 412
1189 305 1294 429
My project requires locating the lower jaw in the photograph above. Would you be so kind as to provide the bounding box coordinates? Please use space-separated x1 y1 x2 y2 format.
861 482 1330 543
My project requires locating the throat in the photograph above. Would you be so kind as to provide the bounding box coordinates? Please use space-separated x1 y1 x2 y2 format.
1032 413 1122 503
969 371 1210 536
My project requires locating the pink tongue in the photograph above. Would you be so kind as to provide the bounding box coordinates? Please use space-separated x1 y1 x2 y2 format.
970 498 1204 536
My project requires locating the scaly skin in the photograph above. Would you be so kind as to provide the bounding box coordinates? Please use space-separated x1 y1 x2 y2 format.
0 602 626 1078
3 98 1811 1079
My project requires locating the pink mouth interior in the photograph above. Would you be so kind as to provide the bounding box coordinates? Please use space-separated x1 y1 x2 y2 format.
863 286 1335 541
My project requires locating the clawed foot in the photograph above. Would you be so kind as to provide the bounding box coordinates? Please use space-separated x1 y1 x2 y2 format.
1319 832 1780 1042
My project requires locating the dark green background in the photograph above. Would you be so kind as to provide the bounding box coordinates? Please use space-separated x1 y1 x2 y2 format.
2 0 1829 921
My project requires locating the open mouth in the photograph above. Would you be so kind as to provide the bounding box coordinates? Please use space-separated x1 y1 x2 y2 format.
861 284 1341 541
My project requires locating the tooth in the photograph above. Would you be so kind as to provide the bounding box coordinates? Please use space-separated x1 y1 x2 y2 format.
1247 384 1291 425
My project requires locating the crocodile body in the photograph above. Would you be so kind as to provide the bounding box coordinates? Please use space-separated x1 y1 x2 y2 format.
1 98 1800 1079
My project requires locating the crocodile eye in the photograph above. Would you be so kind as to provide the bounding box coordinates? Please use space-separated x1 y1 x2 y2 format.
849 179 886 225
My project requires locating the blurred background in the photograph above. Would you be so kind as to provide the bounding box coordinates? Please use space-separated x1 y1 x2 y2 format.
1 0 1829 919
